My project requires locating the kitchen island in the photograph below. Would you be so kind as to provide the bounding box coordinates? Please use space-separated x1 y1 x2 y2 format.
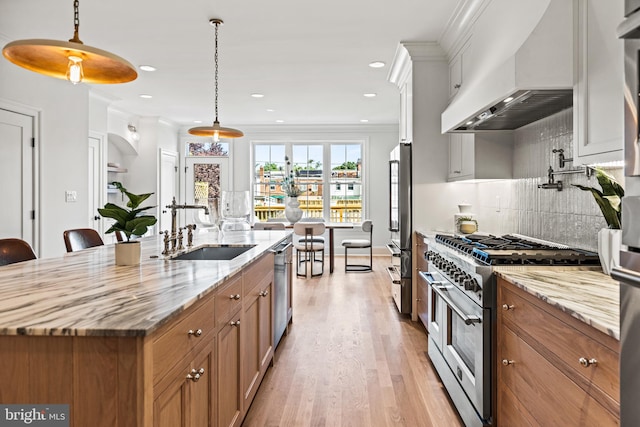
495 269 620 426
0 230 291 427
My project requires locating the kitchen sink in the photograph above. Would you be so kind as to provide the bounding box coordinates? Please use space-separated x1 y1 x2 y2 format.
172 245 256 261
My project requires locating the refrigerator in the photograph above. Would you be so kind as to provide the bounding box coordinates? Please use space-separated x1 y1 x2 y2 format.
388 143 412 314
615 4 640 425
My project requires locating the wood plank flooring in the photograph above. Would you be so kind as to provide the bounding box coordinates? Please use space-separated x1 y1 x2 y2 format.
242 256 464 427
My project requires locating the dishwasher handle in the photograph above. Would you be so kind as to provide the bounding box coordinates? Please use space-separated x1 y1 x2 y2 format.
270 242 293 254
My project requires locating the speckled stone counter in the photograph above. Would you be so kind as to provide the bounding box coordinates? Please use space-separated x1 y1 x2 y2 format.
0 230 290 337
494 269 619 340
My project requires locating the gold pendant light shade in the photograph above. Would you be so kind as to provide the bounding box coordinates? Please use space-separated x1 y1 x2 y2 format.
2 39 137 84
188 18 243 140
2 0 137 85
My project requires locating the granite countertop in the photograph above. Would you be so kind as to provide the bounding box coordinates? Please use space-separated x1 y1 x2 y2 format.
494 269 620 340
0 230 291 337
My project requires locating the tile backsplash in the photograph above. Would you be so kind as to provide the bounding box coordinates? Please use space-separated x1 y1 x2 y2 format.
435 108 623 252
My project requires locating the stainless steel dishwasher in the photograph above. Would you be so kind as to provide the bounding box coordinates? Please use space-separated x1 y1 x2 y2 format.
272 236 293 348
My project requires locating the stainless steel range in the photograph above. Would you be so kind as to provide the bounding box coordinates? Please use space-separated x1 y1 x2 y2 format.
420 233 600 427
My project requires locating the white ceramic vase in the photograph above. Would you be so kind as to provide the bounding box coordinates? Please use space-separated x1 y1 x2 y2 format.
598 228 621 275
285 196 303 224
115 241 141 266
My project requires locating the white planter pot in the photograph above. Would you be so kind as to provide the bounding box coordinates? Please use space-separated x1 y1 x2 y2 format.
115 241 141 266
598 228 621 275
285 196 303 224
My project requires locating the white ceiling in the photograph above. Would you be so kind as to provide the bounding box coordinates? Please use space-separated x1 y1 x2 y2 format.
0 0 460 127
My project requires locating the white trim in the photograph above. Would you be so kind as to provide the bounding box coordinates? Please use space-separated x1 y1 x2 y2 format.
89 130 107 234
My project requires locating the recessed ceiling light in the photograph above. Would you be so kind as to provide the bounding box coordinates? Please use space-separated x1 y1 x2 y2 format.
139 94 153 99
360 119 369 123
139 65 156 72
266 109 275 112
275 120 284 123
369 61 385 68
503 97 514 103
363 93 377 98
251 93 264 98
193 120 203 124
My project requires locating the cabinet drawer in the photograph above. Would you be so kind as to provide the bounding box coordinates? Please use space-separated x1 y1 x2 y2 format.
215 275 243 325
243 253 274 295
498 282 619 406
153 295 215 383
498 326 617 426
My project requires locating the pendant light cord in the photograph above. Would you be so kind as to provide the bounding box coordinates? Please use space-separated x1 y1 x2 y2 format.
214 20 219 123
69 0 82 43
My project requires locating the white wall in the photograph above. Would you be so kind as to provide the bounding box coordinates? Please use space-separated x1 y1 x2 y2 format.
0 44 90 258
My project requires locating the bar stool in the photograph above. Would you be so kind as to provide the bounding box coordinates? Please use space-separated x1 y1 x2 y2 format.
341 220 373 272
0 238 36 266
294 222 325 277
63 228 104 252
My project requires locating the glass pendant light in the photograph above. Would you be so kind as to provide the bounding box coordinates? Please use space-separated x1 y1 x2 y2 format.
2 0 137 84
189 19 243 141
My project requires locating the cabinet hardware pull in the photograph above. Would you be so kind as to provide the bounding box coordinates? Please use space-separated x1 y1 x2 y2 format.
453 170 461 174
454 84 461 89
260 290 269 297
229 294 240 300
230 320 240 327
187 329 203 337
579 357 597 368
186 368 205 382
502 359 514 366
502 304 514 311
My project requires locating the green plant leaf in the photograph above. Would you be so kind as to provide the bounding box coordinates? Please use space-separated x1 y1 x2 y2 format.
573 184 621 229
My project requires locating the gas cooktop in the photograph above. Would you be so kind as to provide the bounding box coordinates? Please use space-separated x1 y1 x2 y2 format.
434 233 601 266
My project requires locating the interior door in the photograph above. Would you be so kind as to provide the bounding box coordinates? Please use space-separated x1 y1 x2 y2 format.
88 134 104 232
0 108 34 246
159 150 179 232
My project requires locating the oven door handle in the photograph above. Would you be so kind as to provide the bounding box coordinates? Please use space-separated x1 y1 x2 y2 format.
418 270 446 286
431 283 482 326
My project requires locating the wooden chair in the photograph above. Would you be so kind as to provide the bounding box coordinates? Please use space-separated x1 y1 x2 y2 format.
0 238 36 266
341 220 373 272
63 228 104 252
293 222 325 277
254 222 286 230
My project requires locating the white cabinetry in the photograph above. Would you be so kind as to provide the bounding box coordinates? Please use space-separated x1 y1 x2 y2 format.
447 132 513 182
399 73 413 143
573 0 624 164
448 38 471 100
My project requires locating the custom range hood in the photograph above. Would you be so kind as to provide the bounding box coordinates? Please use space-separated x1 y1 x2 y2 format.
442 0 573 133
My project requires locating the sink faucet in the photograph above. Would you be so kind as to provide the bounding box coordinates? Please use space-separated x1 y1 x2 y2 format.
166 196 210 237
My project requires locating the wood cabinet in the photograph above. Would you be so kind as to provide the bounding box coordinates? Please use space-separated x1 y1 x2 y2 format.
241 253 275 409
447 132 513 181
414 232 429 328
496 277 620 426
573 0 624 165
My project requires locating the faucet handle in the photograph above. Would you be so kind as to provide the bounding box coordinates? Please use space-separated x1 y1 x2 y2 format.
177 227 185 251
186 224 196 247
162 230 171 255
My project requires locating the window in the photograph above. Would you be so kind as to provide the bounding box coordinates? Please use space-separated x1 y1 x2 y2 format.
252 142 363 223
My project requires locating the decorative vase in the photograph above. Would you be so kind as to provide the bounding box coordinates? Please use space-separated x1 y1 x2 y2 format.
115 241 141 266
597 228 621 275
285 196 303 224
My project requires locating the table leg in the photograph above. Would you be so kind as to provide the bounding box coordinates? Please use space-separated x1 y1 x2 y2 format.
329 228 334 274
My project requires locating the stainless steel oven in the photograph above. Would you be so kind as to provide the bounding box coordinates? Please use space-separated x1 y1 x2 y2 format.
420 268 490 427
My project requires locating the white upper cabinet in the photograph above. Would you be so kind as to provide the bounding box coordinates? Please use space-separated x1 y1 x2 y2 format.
447 132 514 182
448 38 471 100
399 72 413 143
573 0 624 164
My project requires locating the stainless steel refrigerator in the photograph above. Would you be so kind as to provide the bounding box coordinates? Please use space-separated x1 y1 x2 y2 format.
615 4 640 425
387 143 412 314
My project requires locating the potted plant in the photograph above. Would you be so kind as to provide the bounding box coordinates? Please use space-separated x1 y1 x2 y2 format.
573 168 624 274
456 216 478 234
98 182 157 266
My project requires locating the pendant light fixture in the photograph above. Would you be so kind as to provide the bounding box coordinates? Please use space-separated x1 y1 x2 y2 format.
189 19 244 141
2 0 137 84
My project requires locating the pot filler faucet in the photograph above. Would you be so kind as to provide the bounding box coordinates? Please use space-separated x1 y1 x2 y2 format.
164 197 210 254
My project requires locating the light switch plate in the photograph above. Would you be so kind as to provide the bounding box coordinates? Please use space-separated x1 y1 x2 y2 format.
65 190 77 203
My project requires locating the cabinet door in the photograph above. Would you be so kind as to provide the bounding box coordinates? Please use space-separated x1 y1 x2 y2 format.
258 282 274 374
574 0 624 163
448 134 474 181
449 54 462 99
399 76 413 143
190 344 215 427
218 316 242 427
448 134 463 179
242 286 261 408
154 368 189 427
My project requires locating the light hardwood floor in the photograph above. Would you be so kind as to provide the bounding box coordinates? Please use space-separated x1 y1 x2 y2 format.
242 256 464 427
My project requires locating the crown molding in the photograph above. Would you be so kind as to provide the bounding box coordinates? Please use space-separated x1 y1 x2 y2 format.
387 42 446 87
